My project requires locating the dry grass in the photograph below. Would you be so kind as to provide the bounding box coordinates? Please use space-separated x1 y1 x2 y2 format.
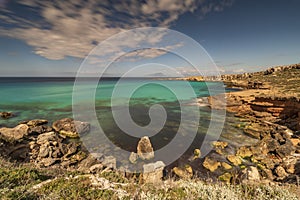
0 157 299 200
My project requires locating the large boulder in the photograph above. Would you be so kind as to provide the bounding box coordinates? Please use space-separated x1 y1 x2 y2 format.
142 161 165 183
137 136 154 160
0 124 29 143
52 118 90 138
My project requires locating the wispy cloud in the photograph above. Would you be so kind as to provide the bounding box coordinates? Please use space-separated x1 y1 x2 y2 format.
0 0 234 60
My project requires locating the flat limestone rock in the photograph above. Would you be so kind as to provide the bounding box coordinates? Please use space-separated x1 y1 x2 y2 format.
0 124 29 143
27 119 48 127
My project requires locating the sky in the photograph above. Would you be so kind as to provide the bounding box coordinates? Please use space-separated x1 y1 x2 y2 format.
0 0 299 77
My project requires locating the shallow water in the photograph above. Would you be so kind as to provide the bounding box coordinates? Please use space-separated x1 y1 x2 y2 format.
0 77 225 126
0 77 253 170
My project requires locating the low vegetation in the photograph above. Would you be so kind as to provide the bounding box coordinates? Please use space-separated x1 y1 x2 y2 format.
0 157 299 200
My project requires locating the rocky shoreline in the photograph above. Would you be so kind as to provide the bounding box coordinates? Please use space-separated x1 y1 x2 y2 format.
0 64 299 194
203 64 300 184
205 91 300 185
0 94 299 186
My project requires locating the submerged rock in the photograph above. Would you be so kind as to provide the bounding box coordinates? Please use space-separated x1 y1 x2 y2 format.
221 162 232 170
243 126 261 139
227 155 242 166
65 142 79 157
173 165 193 179
137 136 154 160
276 141 296 158
38 143 50 158
28 125 53 134
203 157 221 172
0 124 29 143
0 112 14 119
52 118 90 138
211 141 228 149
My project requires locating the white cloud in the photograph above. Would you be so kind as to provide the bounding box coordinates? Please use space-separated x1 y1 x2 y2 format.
0 0 233 60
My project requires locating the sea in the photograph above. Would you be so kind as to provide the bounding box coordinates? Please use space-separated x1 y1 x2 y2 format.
0 77 255 171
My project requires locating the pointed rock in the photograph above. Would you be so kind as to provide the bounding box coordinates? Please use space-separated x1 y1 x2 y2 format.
137 136 154 160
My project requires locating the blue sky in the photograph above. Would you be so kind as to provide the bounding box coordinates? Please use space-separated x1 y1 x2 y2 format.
0 0 299 77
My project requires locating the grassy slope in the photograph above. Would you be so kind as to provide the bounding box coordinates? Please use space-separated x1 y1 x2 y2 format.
247 67 300 98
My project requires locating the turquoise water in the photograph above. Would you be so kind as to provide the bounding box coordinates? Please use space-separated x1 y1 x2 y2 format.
0 78 227 127
0 77 254 170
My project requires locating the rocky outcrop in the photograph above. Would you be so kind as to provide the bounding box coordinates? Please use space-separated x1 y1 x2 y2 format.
220 90 300 184
31 131 87 168
52 118 90 138
0 118 94 170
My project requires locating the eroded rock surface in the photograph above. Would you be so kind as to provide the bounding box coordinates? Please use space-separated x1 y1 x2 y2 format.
52 118 90 138
0 124 29 143
137 136 154 160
